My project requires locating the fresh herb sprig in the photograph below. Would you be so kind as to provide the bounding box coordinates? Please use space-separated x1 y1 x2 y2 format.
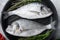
18 30 53 40
7 0 42 11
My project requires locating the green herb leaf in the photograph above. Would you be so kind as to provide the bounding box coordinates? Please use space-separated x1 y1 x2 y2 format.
18 30 53 40
7 0 42 11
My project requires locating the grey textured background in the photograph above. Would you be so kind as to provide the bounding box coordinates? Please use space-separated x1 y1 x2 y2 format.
0 0 60 40
51 0 60 39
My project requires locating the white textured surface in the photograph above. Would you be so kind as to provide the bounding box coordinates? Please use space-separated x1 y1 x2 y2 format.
0 0 60 39
51 0 60 39
0 0 9 40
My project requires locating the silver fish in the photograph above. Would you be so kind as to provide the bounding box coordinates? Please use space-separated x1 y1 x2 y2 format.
6 19 55 37
8 3 52 19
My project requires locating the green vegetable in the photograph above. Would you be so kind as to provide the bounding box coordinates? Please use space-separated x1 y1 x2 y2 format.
57 39 60 40
7 0 42 11
18 30 53 40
